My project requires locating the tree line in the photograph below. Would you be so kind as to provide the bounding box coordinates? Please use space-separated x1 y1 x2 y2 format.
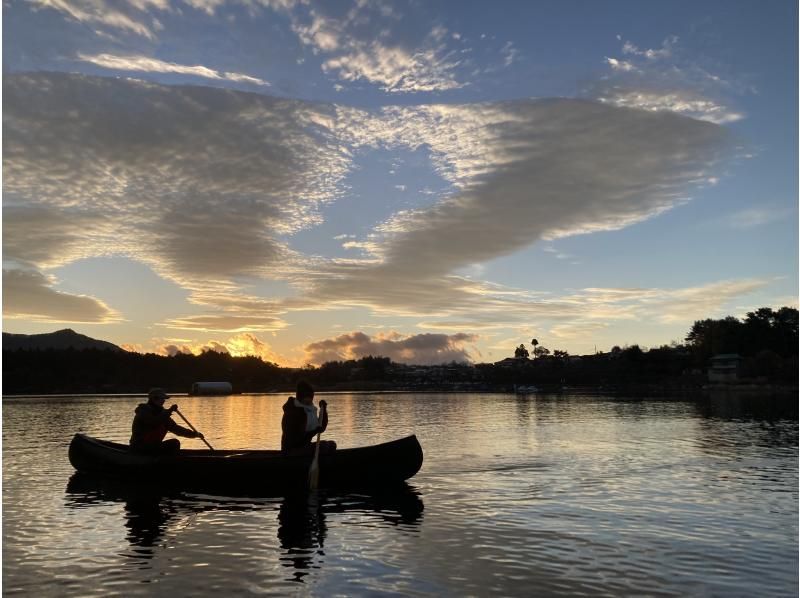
2 307 796 395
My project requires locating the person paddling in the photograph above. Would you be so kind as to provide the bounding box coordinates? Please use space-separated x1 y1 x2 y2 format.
281 381 336 455
129 388 204 454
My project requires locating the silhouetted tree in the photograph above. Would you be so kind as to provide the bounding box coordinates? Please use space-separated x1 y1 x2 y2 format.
533 345 550 359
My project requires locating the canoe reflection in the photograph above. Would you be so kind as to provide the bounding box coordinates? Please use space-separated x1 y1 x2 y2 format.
65 473 424 576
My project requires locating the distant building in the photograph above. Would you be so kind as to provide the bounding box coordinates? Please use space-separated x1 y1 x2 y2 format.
708 354 742 383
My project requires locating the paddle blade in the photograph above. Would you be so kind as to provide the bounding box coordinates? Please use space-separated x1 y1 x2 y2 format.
308 457 320 490
308 433 322 490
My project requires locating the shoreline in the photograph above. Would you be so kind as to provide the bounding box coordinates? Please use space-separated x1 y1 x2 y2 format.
4 383 797 399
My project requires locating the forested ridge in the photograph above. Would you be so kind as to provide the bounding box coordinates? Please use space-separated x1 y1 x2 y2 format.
3 307 796 395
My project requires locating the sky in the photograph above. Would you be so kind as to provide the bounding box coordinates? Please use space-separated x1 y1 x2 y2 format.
2 0 798 367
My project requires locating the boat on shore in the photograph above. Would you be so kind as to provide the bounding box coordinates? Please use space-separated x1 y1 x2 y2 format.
68 433 423 491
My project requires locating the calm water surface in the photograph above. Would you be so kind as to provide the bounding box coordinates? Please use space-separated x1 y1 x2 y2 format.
3 392 798 596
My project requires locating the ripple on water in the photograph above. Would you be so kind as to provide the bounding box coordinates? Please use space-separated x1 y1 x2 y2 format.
2 393 797 596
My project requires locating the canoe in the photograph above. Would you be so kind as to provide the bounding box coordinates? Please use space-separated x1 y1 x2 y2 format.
68 433 423 491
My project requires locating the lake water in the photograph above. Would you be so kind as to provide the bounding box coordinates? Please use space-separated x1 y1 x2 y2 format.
3 392 798 596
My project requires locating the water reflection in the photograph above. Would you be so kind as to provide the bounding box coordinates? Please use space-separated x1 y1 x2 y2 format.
695 392 799 423
65 473 424 581
277 492 327 581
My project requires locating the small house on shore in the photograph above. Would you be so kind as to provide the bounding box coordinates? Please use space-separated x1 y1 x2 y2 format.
708 354 742 383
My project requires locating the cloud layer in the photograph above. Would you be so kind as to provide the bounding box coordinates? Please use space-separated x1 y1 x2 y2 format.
4 72 735 335
315 98 730 320
4 72 348 320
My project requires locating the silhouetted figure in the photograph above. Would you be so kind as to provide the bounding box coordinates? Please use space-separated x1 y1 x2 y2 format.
281 381 336 455
277 493 327 582
514 344 529 359
65 473 176 553
123 494 174 550
129 388 202 454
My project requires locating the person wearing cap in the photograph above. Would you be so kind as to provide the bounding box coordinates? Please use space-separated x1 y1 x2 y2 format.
129 388 204 454
281 381 336 455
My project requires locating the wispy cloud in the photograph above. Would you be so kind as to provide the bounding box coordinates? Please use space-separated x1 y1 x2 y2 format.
290 4 467 93
726 206 792 229
596 89 743 124
320 33 465 93
621 36 677 60
23 0 303 39
25 0 162 38
594 35 746 124
564 278 771 325
21 0 497 94
605 57 637 72
161 314 288 332
77 53 269 85
500 41 518 67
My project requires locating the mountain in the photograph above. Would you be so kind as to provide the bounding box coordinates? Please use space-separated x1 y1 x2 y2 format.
2 329 125 352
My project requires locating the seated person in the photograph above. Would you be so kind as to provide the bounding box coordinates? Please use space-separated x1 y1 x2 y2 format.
281 381 336 455
130 388 203 454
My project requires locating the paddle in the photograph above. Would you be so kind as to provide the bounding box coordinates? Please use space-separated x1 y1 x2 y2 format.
308 402 325 490
174 408 215 451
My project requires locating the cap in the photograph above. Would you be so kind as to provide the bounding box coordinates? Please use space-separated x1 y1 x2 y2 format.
148 388 169 402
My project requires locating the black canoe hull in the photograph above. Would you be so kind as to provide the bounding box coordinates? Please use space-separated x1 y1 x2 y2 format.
68 433 423 491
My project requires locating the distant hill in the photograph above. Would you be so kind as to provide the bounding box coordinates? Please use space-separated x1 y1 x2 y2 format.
2 329 125 352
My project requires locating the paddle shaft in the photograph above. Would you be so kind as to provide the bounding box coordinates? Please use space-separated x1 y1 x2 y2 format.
174 408 215 450
308 404 326 490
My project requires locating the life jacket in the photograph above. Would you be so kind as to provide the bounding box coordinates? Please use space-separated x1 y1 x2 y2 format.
130 402 170 447
281 397 319 451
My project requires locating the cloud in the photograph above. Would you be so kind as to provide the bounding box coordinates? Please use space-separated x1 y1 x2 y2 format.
77 53 269 85
726 206 791 229
648 279 771 323
564 278 771 325
596 89 744 124
595 35 746 124
23 0 163 39
162 314 288 332
303 331 478 365
317 98 730 316
543 245 574 261
321 36 465 93
159 343 197 356
22 0 303 39
225 332 283 362
621 36 677 60
290 5 466 93
3 268 120 322
549 321 609 340
148 332 284 361
500 41 518 67
605 57 637 72
3 204 109 268
4 72 349 287
4 73 733 332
